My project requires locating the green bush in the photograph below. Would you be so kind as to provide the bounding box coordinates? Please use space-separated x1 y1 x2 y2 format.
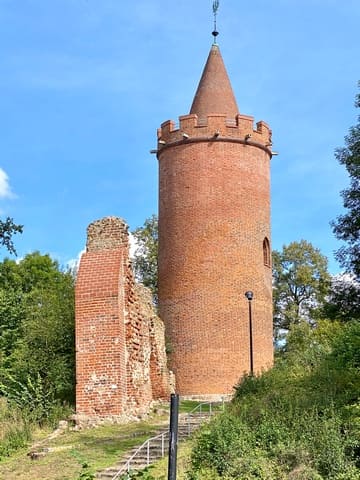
187 321 360 479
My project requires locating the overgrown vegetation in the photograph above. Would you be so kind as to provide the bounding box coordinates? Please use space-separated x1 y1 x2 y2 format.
0 397 32 458
0 252 75 458
187 320 360 479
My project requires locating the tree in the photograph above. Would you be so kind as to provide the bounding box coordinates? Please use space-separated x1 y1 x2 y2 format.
0 252 75 409
0 217 23 255
321 273 360 322
132 214 158 302
10 280 75 403
332 83 360 278
273 240 330 341
0 289 23 359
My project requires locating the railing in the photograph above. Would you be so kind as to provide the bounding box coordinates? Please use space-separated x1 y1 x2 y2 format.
112 430 169 480
111 401 224 480
187 400 225 416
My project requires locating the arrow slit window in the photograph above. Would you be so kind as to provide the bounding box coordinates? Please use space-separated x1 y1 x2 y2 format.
263 237 270 267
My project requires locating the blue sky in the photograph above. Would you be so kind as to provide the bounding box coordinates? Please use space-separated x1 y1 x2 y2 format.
0 0 359 273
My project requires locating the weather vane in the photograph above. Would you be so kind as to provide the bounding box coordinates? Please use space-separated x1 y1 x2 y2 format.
212 0 220 43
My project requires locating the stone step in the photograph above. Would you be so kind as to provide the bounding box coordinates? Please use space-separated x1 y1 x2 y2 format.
99 465 150 479
96 412 213 479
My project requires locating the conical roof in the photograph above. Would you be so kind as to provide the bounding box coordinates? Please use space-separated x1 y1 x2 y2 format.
190 44 239 120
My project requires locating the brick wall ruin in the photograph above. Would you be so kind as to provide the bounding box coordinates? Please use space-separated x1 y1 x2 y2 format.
75 217 172 419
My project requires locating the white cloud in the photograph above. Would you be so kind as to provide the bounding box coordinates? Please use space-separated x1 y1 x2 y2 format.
0 168 15 199
67 235 137 274
67 249 86 273
129 232 138 259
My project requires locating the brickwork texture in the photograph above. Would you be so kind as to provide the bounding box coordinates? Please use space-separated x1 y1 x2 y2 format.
157 44 274 397
75 217 171 419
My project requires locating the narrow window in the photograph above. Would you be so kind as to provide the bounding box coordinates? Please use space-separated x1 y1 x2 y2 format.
263 237 271 267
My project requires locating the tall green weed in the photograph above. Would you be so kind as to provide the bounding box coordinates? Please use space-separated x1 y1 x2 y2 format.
0 371 69 426
0 397 32 459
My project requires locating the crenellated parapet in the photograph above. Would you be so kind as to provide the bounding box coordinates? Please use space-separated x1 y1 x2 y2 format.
157 114 272 155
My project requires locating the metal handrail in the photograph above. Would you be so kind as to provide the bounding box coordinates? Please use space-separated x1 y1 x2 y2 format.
111 400 223 480
187 401 214 416
111 430 169 480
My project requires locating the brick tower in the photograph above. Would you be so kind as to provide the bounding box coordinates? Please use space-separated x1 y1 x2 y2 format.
157 42 274 398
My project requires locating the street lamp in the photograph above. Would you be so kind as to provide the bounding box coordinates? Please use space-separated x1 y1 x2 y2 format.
245 291 254 375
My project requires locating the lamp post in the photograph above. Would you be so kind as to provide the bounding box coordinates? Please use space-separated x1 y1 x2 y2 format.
245 291 254 375
168 393 179 480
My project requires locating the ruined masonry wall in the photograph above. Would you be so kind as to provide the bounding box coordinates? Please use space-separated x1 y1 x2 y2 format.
75 217 171 419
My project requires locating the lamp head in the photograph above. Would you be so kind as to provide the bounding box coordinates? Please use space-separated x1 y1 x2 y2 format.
245 291 254 301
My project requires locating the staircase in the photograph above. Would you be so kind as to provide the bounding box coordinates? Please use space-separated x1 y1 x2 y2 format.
96 403 221 480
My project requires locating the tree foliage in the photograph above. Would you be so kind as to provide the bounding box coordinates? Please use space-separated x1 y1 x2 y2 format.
273 240 330 340
0 252 75 414
332 84 360 278
131 214 158 302
321 273 360 322
0 217 23 255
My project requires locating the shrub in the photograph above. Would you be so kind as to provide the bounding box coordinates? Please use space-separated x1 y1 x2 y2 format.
187 321 360 478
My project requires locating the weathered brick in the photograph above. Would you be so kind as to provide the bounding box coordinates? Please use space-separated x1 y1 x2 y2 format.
75 217 171 420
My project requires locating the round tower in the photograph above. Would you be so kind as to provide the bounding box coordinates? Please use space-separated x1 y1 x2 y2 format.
157 44 273 398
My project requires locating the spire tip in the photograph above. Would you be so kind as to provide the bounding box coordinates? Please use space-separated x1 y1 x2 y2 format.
212 1 220 44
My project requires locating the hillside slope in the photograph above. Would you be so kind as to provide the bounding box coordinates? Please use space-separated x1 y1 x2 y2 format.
187 320 360 480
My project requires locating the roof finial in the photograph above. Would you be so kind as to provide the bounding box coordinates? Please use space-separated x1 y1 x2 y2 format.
212 0 219 44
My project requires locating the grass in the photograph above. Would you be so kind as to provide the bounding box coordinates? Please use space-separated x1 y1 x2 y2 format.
0 412 169 480
0 400 209 480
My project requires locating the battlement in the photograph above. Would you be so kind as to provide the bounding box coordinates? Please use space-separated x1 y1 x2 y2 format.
157 114 272 149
